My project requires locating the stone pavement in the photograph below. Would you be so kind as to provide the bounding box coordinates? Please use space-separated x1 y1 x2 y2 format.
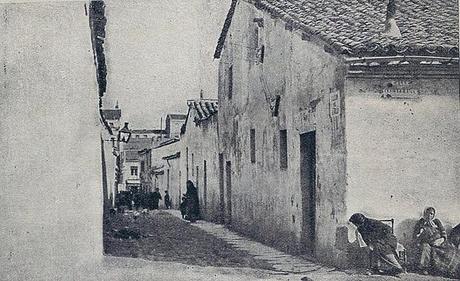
165 209 332 274
164 210 458 281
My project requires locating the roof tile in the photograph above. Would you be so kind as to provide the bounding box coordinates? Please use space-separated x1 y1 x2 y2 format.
256 0 458 57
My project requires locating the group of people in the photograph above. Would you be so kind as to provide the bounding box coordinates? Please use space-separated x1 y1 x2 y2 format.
349 207 460 278
116 188 171 211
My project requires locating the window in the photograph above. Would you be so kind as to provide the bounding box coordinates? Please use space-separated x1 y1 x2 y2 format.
186 147 189 179
250 129 256 163
228 65 233 99
280 130 288 169
144 135 148 138
130 166 138 176
140 161 145 172
135 135 140 138
192 153 195 176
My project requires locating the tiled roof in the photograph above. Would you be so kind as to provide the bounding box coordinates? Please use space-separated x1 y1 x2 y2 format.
187 99 218 124
167 114 187 120
124 138 153 151
125 151 140 161
101 109 121 120
255 0 458 57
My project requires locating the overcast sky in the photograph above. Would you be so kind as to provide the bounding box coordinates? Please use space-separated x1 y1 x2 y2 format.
104 0 202 129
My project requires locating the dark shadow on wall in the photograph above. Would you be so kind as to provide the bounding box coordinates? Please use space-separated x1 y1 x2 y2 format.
335 225 370 269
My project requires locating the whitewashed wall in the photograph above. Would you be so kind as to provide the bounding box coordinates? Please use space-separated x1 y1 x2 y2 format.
0 1 103 279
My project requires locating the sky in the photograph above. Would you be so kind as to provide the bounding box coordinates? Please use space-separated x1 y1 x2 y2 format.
104 0 203 129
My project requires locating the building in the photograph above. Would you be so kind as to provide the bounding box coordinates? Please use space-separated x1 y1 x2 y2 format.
101 106 123 207
101 104 122 132
131 128 167 143
150 139 182 208
165 114 187 139
213 0 459 267
0 2 103 277
180 99 220 222
120 137 154 192
138 148 153 193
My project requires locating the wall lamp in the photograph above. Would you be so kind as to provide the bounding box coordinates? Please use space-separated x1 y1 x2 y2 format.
118 122 132 143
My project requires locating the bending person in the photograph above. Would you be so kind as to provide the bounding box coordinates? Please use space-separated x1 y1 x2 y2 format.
349 213 404 276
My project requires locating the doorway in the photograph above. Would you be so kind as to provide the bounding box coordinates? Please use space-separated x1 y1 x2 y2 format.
300 131 316 256
225 161 232 225
203 160 207 212
218 153 225 223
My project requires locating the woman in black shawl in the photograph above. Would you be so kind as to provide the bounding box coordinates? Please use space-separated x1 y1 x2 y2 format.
184 180 200 222
349 213 404 276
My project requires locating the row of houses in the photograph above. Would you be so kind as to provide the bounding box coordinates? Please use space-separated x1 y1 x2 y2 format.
120 0 458 268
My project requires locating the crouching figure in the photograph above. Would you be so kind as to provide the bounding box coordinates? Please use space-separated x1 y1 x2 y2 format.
349 213 404 276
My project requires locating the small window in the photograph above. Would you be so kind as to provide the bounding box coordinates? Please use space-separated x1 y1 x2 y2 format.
192 153 195 176
135 135 140 138
228 65 233 99
144 135 148 138
130 166 138 176
140 161 145 172
250 129 256 163
280 130 288 169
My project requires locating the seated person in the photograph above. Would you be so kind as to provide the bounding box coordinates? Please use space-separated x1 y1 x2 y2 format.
413 207 460 278
349 213 404 276
413 207 446 275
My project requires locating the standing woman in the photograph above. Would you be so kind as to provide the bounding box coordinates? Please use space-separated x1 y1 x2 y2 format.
185 180 200 222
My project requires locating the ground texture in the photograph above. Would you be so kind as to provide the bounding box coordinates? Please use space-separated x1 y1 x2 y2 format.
102 210 458 281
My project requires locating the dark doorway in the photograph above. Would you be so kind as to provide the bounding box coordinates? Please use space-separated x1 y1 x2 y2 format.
300 131 316 256
218 153 225 223
225 161 232 225
203 160 207 212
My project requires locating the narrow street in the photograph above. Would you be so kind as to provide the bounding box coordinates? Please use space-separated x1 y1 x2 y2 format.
103 211 458 281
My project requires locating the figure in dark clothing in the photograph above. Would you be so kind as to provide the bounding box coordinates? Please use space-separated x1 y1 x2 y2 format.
133 191 142 211
349 213 404 276
151 188 162 210
184 180 200 222
164 190 171 209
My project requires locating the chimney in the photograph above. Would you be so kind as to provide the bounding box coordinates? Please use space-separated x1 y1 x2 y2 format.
199 89 204 100
382 0 401 38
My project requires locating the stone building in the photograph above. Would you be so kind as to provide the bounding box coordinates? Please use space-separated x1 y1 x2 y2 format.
165 114 187 139
0 1 104 278
213 0 459 267
150 139 182 208
120 138 153 192
180 99 220 221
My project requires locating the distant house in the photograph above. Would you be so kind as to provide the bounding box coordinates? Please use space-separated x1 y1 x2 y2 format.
150 139 182 208
130 128 167 145
165 114 187 139
213 0 459 267
101 105 121 132
138 148 152 193
120 137 154 192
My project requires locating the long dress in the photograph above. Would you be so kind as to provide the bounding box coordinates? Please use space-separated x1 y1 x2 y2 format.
414 218 460 278
185 186 199 221
357 218 404 274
